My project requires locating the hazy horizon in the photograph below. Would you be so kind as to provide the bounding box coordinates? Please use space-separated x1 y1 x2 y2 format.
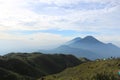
0 0 120 55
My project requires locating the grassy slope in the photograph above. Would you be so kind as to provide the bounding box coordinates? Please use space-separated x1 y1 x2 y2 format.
44 59 120 80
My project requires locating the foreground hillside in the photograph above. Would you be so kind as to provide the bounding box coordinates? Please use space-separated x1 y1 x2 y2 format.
0 52 81 80
44 58 120 80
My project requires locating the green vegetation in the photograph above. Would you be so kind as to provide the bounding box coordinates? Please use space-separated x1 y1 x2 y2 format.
0 52 81 80
44 58 120 80
1 52 120 80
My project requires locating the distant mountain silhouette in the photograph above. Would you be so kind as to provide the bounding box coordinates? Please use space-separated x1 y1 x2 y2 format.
79 36 103 44
46 45 99 59
41 36 120 59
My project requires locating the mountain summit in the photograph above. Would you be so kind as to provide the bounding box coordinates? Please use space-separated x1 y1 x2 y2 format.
81 36 102 43
68 36 103 45
41 36 120 59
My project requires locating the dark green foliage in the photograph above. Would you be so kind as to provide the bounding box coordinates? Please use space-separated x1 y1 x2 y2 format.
0 52 81 80
0 67 33 80
0 67 21 80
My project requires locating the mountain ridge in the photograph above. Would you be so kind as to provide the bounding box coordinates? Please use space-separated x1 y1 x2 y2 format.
40 36 120 59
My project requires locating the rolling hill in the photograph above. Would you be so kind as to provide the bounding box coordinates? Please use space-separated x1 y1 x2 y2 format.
0 52 81 80
44 58 120 80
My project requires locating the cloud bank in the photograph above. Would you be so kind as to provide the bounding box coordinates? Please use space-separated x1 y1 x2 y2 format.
0 0 120 54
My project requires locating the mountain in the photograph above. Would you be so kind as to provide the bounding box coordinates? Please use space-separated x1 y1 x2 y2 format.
80 36 102 43
0 52 81 80
67 36 105 49
44 58 120 80
67 36 120 58
44 45 100 59
41 36 120 59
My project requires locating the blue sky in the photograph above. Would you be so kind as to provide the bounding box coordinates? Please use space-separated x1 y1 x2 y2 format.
0 0 120 54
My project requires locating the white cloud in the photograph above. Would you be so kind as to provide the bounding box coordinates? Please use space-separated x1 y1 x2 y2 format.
0 31 71 47
37 0 118 6
0 0 120 54
0 0 119 32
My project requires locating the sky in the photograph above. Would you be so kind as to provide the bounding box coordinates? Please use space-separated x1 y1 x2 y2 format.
0 0 120 54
